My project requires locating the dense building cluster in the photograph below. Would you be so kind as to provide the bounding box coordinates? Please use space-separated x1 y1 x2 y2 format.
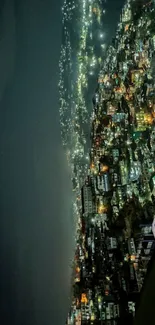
59 0 107 218
65 0 155 324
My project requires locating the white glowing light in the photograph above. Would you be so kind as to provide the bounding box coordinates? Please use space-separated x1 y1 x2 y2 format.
152 217 155 238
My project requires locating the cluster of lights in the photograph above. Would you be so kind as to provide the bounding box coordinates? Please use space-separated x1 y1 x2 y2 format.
66 0 155 324
62 0 76 24
59 0 107 225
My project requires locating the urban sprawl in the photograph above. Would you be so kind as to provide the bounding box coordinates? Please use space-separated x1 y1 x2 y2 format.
59 0 155 324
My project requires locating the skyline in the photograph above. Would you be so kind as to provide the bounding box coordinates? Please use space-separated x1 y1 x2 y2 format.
64 0 155 324
0 0 129 324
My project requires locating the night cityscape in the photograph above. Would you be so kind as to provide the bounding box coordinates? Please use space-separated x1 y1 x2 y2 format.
1 0 155 324
59 0 155 324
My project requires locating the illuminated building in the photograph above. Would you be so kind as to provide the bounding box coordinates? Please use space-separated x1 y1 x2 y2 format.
65 0 155 324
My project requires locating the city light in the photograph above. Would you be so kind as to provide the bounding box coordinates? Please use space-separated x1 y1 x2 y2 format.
100 33 104 38
61 0 155 324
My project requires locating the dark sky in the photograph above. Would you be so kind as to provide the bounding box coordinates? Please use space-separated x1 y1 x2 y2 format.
0 1 74 324
0 0 124 325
